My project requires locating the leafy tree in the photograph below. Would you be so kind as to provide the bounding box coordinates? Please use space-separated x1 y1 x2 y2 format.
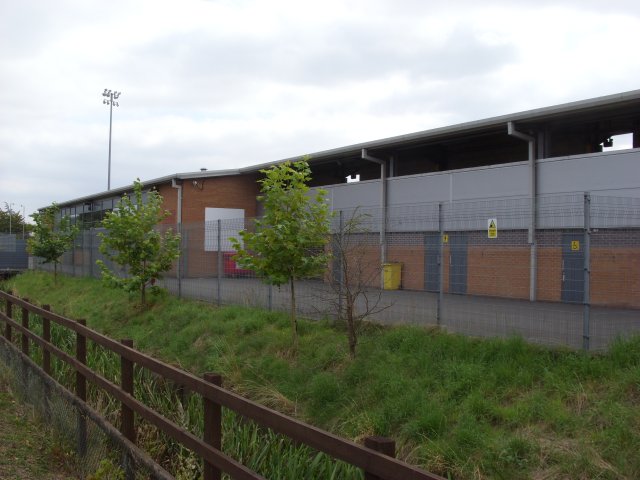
97 179 181 305
232 159 332 351
0 203 30 237
27 203 79 282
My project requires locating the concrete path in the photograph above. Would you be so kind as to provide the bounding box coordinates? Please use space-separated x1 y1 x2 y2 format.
160 276 640 351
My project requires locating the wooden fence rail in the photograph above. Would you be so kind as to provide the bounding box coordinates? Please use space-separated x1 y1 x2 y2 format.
0 290 445 480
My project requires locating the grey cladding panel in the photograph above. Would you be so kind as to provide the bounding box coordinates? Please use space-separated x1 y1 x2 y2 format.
315 150 640 231
538 150 640 196
388 173 451 204
451 163 529 200
328 181 381 210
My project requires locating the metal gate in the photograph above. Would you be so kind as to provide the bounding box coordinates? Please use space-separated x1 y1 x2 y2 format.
424 232 440 292
561 232 585 303
449 232 468 295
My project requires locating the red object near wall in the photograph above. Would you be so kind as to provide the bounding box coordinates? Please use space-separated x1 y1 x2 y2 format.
223 252 253 277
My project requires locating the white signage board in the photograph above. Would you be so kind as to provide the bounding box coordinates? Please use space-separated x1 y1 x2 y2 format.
204 208 245 251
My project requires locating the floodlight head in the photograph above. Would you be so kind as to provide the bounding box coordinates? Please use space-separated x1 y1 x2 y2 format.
114 91 121 99
103 88 108 94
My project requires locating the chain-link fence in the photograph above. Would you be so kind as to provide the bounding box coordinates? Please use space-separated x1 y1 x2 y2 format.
0 234 28 270
0 325 171 479
37 194 640 351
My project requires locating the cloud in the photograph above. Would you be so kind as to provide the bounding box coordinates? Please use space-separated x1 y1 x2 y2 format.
1 0 639 218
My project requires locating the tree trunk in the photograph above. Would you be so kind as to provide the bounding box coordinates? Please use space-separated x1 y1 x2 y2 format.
141 261 147 305
290 276 298 352
346 292 357 359
54 263 58 284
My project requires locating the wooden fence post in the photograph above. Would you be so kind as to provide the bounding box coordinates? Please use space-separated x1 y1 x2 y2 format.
20 298 30 393
4 298 12 342
42 305 51 375
203 372 223 480
121 338 136 480
76 319 87 458
364 436 396 480
41 305 52 419
21 298 29 356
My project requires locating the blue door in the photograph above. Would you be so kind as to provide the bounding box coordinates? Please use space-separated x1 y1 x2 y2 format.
449 233 468 295
561 233 584 303
424 232 440 292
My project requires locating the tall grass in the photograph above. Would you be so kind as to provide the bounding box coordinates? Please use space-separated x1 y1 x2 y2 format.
4 271 640 479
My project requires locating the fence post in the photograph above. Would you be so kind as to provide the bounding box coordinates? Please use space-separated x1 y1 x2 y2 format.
4 298 12 342
20 298 30 393
21 299 29 356
438 202 444 326
364 436 396 480
76 319 87 457
89 229 94 278
203 372 222 480
217 219 222 306
42 305 51 374
338 210 344 320
41 304 52 419
583 193 591 351
121 338 136 480
178 223 183 299
72 235 76 277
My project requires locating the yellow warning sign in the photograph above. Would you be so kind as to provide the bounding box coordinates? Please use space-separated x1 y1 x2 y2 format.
571 240 580 251
442 234 449 244
487 218 498 239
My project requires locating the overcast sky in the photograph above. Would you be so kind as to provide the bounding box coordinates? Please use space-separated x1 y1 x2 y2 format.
1 0 639 219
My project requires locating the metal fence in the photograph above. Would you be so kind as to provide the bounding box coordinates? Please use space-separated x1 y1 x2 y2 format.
0 303 166 479
0 234 28 270
38 193 640 351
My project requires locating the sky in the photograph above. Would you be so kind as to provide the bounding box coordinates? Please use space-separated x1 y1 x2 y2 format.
1 0 639 220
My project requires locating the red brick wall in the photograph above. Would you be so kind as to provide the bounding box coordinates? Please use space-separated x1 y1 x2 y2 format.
591 247 640 308
467 246 530 299
157 184 178 225
156 173 259 226
182 174 259 223
537 247 562 302
154 173 259 278
182 225 220 277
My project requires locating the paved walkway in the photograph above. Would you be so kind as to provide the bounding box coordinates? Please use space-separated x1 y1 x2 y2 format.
161 276 640 351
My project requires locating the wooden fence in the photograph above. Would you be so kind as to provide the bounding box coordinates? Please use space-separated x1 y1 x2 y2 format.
0 290 444 480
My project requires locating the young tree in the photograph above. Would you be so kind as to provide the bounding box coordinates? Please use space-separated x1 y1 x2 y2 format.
329 209 390 358
27 203 79 283
231 159 331 351
97 179 181 305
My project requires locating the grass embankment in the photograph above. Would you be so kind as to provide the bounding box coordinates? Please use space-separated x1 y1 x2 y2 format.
4 271 640 479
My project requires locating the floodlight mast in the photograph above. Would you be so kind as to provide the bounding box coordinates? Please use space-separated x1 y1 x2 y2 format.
102 89 122 190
